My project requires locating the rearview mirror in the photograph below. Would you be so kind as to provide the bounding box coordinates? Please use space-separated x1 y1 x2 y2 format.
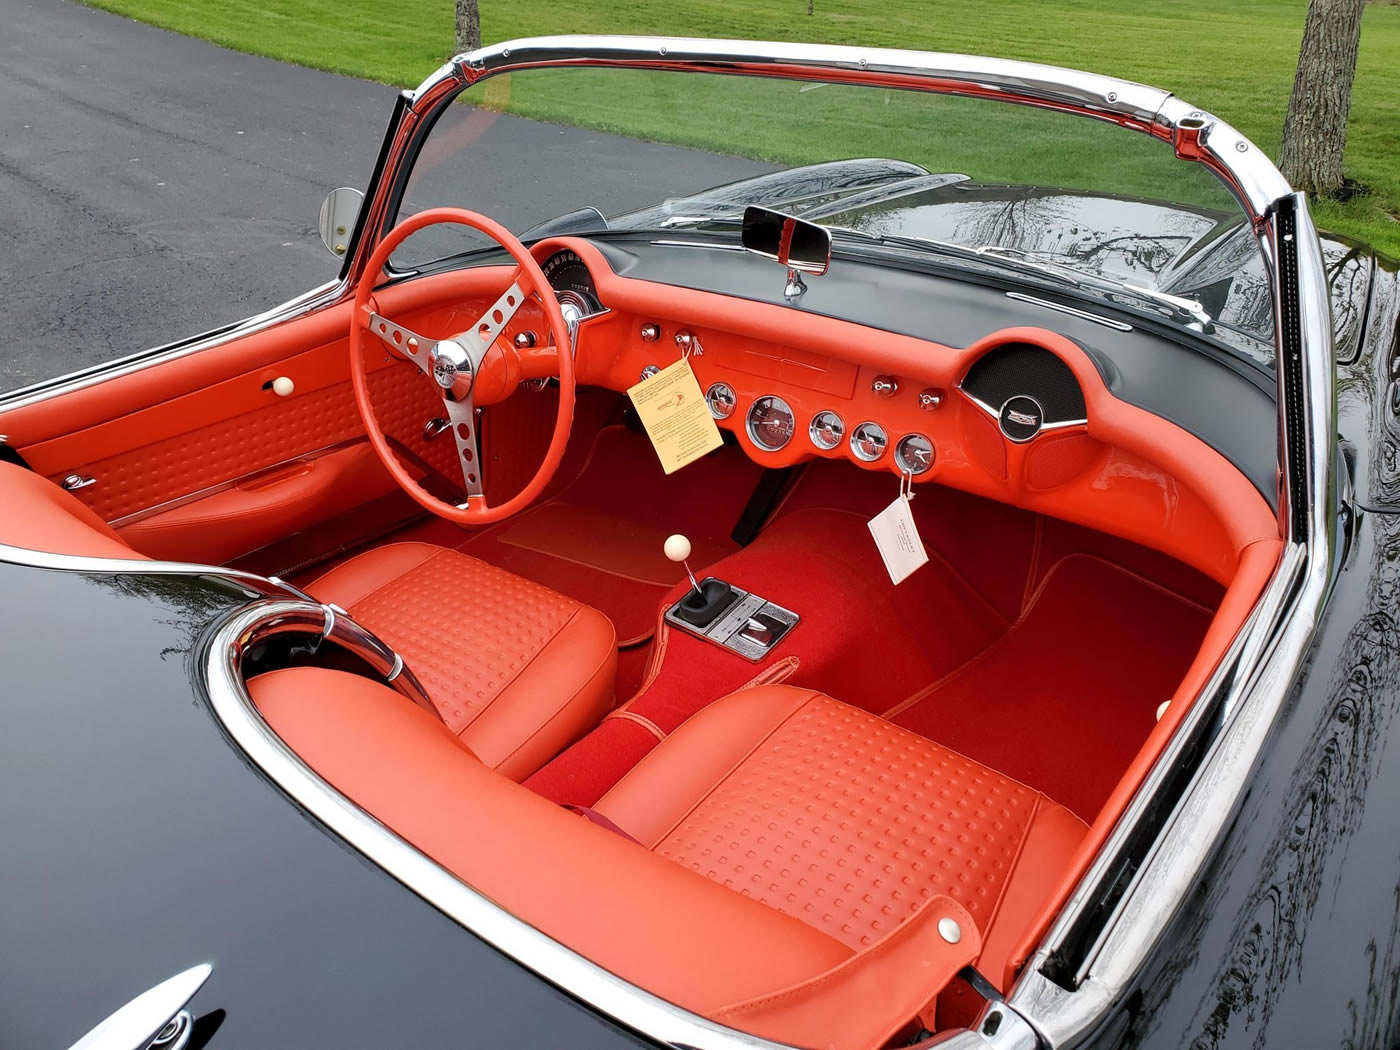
741 206 832 276
318 187 364 258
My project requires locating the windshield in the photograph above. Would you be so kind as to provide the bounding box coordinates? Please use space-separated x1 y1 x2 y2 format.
394 67 1273 368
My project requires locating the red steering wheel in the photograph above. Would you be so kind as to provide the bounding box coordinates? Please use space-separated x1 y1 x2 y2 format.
349 207 575 525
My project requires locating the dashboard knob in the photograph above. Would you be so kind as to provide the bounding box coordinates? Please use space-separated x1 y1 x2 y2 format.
871 375 899 398
640 323 661 342
918 388 944 410
674 330 702 356
514 331 537 349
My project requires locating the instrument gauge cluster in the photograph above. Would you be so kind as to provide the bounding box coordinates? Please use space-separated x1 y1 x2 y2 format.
725 384 938 478
705 382 737 420
809 410 844 450
895 433 935 474
746 396 796 451
850 421 889 462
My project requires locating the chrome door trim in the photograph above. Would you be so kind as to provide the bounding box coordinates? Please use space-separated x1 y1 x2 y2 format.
0 280 343 415
105 436 366 529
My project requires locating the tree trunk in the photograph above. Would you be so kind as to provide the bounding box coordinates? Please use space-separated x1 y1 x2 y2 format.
454 0 481 54
1278 0 1365 196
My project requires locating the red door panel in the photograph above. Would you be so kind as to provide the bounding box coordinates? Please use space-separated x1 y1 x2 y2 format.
3 268 515 561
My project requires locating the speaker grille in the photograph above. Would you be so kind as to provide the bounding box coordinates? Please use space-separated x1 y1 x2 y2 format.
960 344 1086 423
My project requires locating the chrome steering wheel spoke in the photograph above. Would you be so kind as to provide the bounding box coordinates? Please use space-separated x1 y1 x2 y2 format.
440 393 483 501
457 280 527 358
367 311 432 375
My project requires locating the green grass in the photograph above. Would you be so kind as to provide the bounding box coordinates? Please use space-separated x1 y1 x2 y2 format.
84 0 1400 255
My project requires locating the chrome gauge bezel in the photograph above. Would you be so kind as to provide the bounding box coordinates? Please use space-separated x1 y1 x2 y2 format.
705 381 737 420
746 395 797 451
895 433 936 475
849 420 888 462
809 410 845 450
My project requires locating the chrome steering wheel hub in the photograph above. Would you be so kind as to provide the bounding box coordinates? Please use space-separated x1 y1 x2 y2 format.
432 339 473 393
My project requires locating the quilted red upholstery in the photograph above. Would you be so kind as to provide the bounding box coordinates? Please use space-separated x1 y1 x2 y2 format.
250 667 981 1049
595 685 1086 982
56 361 456 523
310 541 617 780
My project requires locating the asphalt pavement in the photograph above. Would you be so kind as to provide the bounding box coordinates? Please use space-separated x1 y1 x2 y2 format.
0 0 766 393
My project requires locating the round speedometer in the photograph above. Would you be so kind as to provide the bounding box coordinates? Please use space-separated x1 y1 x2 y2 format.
540 249 602 313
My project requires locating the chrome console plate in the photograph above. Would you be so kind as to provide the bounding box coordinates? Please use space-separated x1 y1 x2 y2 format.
663 577 799 661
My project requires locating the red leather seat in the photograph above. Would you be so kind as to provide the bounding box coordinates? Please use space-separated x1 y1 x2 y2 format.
591 685 1086 991
308 541 616 780
251 670 1084 1046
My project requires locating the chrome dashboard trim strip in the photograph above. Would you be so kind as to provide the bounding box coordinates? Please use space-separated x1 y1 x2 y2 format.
647 239 747 252
960 392 1086 432
1003 292 1134 332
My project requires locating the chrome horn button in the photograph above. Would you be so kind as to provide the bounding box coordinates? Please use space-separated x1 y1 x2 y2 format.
431 339 474 394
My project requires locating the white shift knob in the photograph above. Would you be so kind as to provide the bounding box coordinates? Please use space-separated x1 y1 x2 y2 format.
664 534 692 563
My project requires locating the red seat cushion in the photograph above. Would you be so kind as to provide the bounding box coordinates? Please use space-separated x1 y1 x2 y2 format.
251 670 1080 1046
595 685 1087 986
309 540 616 780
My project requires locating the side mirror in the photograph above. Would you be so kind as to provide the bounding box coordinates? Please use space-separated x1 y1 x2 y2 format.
740 206 831 300
318 187 364 258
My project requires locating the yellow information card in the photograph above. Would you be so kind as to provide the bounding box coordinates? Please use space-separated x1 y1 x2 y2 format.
626 359 724 474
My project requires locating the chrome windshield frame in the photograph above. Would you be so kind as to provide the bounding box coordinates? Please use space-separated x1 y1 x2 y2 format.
0 36 1336 1050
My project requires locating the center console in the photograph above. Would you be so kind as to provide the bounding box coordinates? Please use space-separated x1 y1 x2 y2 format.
663 576 799 661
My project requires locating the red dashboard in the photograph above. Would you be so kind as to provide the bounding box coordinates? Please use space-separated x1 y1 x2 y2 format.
516 238 1276 587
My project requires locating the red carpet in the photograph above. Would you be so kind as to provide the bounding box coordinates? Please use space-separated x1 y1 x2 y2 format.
526 505 1009 805
458 426 764 646
887 554 1213 820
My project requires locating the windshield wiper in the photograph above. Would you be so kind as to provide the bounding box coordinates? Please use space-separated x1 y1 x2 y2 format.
649 218 1216 333
655 214 743 229
976 246 1215 332
831 230 1215 332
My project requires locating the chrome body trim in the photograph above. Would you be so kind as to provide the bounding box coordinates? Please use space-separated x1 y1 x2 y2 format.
0 543 434 713
67 964 212 1050
1006 196 1335 1044
203 600 782 1050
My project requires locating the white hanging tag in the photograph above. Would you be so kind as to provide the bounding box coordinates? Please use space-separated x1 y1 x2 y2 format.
868 470 928 585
